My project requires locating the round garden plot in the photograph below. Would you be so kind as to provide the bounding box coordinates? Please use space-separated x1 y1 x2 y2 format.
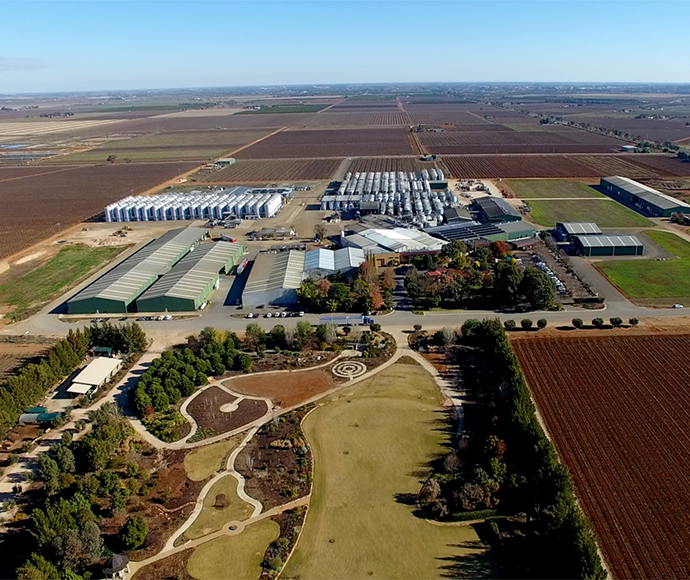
223 370 334 408
186 386 268 435
331 360 367 379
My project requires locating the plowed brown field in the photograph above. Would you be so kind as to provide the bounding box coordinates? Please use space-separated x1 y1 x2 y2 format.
223 369 333 407
513 334 690 579
201 158 343 182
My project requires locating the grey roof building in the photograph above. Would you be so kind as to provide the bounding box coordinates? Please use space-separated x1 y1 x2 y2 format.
601 176 690 217
574 234 644 256
304 247 366 279
242 251 306 307
136 241 246 312
67 227 208 314
474 196 522 223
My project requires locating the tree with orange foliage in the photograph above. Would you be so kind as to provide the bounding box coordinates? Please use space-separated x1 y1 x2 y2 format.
380 268 396 291
370 285 384 310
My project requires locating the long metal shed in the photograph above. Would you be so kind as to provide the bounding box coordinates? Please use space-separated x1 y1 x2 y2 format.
67 227 208 314
136 241 246 312
600 176 690 217
242 251 306 307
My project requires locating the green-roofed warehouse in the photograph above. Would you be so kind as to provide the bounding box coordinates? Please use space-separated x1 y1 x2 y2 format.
136 241 246 312
67 227 208 314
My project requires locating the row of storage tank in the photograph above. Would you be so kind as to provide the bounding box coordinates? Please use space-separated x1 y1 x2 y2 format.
322 170 456 226
104 190 284 222
338 169 445 196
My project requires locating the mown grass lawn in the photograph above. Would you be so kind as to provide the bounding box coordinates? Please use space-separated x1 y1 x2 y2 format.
184 435 243 482
186 518 279 580
283 361 493 579
506 179 603 199
184 474 254 540
526 198 654 228
0 244 122 320
597 230 690 305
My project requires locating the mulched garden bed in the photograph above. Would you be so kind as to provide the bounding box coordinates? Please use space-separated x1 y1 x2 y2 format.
187 386 268 435
236 406 313 510
135 548 194 580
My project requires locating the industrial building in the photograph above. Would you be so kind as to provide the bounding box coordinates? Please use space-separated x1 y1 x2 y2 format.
574 235 644 256
67 227 208 314
426 221 537 244
600 176 690 217
104 186 290 222
341 226 446 254
473 196 522 223
67 357 123 397
320 169 453 227
303 247 366 279
555 222 602 242
136 241 246 312
242 251 306 307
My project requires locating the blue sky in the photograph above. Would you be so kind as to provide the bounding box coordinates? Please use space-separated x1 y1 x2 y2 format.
1 0 688 93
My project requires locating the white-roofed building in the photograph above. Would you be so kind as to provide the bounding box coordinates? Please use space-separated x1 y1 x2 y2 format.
67 357 123 397
242 251 306 307
304 247 366 279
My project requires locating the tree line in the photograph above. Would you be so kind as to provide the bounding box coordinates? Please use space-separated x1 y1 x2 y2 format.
455 319 604 578
0 323 146 439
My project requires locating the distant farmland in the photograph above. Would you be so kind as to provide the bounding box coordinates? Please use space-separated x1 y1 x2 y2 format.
513 334 690 579
202 158 344 182
234 128 413 159
0 162 197 259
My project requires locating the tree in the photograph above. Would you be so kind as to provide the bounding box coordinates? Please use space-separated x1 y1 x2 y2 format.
592 317 605 328
316 323 337 345
236 353 253 373
37 454 60 495
244 323 265 350
381 268 396 291
461 319 482 341
358 261 377 284
268 325 287 350
119 516 149 550
489 240 508 259
370 323 382 333
572 318 584 329
493 261 523 306
420 479 441 504
521 318 534 330
369 285 384 310
520 267 556 310
17 554 59 580
458 483 484 511
537 318 548 329
610 317 623 328
413 324 422 332
106 154 117 163
504 319 516 331
55 445 75 474
296 321 314 350
629 318 639 326
313 223 326 242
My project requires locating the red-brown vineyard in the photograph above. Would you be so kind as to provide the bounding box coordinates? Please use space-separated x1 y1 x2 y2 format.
512 334 690 579
201 158 344 182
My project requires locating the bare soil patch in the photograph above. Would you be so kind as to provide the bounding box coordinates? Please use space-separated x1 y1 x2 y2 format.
0 342 50 380
134 548 193 580
224 370 333 408
187 387 268 434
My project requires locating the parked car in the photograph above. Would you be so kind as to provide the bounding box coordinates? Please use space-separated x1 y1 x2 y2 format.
298 311 305 317
265 313 272 318
280 312 287 317
673 303 684 309
246 313 254 318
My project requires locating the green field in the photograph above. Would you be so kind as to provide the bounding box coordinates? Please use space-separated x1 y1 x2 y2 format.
0 244 122 321
283 362 492 579
184 474 254 540
186 519 280 580
597 230 690 305
526 199 654 227
506 179 603 199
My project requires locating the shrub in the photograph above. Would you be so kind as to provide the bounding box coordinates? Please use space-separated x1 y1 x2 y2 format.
572 318 584 329
504 319 516 331
610 317 623 328
629 318 639 326
520 318 534 330
370 323 382 332
592 317 605 328
537 318 548 329
268 557 284 571
119 516 149 550
413 324 422 332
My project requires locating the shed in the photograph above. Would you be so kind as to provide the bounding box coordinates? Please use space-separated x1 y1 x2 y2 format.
601 176 690 217
555 222 602 242
574 235 644 257
67 357 123 397
242 250 306 307
19 412 62 425
474 196 522 223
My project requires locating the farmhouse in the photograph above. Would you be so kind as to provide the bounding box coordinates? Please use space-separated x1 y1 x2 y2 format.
473 196 522 223
600 176 690 217
242 251 306 307
574 234 644 257
67 356 123 397
555 222 602 242
136 241 246 312
67 227 208 314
